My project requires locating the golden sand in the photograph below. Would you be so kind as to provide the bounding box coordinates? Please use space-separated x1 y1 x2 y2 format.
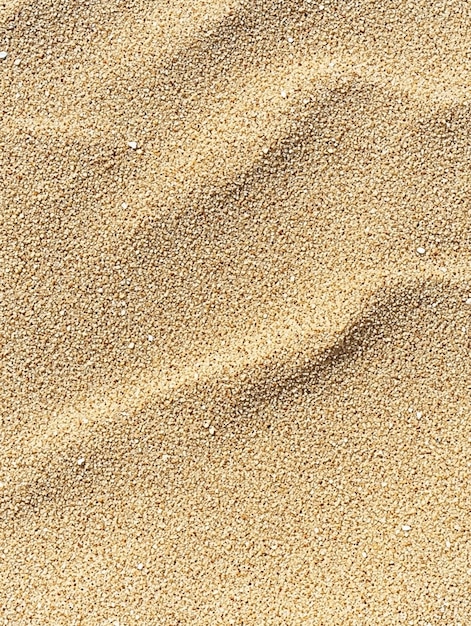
1 0 471 623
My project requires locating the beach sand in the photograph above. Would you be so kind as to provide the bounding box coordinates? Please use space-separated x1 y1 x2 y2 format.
1 0 471 623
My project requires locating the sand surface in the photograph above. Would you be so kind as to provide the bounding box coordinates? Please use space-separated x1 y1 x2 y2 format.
1 0 471 624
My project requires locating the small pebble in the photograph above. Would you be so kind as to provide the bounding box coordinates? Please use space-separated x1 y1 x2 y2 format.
14 58 21 66
77 457 85 466
128 141 137 150
121 202 128 209
137 563 144 570
416 411 422 419
128 342 135 349
209 425 216 435
465 298 471 305
416 247 426 255
0 51 7 60
287 36 294 43
203 420 210 429
262 146 269 154
147 334 154 342
402 525 411 532
281 89 287 98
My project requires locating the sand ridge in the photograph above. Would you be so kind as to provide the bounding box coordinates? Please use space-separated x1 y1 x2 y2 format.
1 0 471 624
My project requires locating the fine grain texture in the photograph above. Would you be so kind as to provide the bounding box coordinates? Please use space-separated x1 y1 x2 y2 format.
1 0 471 624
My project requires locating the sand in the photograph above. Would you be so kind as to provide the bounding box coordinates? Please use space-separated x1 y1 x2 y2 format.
1 0 471 623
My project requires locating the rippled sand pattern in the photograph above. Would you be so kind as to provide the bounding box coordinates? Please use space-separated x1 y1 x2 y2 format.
1 0 471 624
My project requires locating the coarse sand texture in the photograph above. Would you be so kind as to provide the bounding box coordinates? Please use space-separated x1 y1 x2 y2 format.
1 0 471 624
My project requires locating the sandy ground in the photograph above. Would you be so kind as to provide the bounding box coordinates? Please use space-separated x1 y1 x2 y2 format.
1 0 471 624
